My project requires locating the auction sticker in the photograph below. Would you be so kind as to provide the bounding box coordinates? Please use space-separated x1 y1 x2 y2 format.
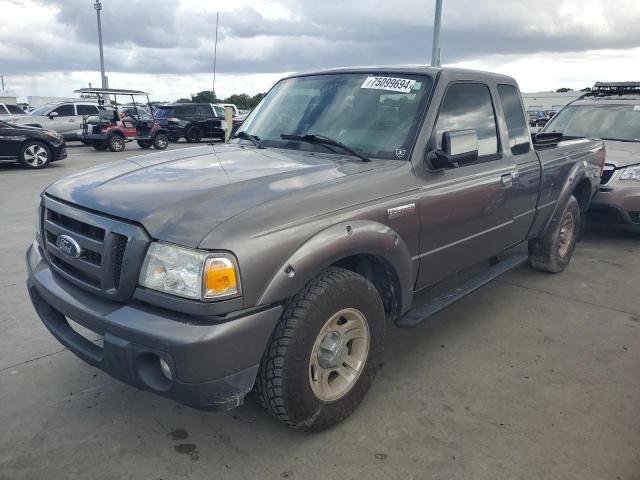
361 76 416 93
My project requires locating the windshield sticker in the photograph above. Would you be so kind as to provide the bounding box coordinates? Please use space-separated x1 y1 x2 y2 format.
361 76 416 93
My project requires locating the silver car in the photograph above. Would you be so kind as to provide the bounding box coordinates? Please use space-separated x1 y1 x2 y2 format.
6 101 101 141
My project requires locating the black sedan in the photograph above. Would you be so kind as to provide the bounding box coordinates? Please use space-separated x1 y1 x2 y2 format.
0 120 67 169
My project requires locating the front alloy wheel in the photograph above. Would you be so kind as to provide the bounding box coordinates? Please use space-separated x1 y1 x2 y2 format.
256 267 385 432
19 142 51 169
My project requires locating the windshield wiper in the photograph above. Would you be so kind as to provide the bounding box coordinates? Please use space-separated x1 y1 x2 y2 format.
232 131 264 148
280 133 370 162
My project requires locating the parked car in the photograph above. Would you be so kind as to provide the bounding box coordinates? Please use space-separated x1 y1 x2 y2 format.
0 120 66 169
26 67 604 432
0 103 27 117
544 81 640 231
215 103 239 116
5 101 101 141
154 103 225 142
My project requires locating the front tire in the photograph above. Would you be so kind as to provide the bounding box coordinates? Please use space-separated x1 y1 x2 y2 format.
256 267 385 432
185 126 202 143
107 134 126 152
19 141 51 169
529 195 580 273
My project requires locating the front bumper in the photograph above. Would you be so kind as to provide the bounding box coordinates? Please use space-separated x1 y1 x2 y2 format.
26 242 282 411
590 181 640 230
52 143 66 161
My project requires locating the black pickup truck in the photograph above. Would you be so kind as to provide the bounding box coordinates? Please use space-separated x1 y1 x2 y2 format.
26 67 605 431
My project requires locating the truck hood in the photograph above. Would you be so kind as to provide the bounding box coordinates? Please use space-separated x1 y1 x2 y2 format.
46 144 375 247
604 140 640 168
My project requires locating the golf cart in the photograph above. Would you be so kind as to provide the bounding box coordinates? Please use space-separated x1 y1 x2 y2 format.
74 88 169 152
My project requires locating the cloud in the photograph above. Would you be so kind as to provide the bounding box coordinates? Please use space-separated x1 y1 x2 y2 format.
1 0 640 99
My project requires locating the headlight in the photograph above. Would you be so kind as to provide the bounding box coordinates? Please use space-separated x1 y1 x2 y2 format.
619 165 640 182
139 242 240 301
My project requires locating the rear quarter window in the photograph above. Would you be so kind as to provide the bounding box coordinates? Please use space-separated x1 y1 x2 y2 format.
497 84 531 155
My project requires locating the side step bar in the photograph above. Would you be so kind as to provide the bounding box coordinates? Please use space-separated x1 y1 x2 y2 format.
396 254 528 329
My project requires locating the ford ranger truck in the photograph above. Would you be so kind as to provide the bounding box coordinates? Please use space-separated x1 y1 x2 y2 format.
27 67 605 432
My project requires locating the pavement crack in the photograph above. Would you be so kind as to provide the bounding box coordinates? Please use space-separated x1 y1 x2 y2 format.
0 346 68 373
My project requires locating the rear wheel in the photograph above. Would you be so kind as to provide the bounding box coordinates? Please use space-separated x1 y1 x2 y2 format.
529 195 580 273
152 133 169 150
137 140 152 149
185 126 202 143
256 267 385 432
19 141 51 169
107 134 126 152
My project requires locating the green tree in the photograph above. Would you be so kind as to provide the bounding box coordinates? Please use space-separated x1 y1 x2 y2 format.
580 87 592 92
191 90 217 103
175 97 192 103
556 87 574 93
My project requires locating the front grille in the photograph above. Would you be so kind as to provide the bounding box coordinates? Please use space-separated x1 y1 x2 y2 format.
600 164 616 185
42 196 149 301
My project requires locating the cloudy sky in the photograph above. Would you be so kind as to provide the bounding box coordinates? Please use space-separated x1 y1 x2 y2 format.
2 0 640 102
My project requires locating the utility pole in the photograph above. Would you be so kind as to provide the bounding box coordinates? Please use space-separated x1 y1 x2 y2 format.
1 75 4 91
213 12 219 100
94 0 106 88
431 0 443 67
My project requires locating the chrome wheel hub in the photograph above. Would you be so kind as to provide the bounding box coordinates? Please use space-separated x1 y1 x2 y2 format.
309 308 370 402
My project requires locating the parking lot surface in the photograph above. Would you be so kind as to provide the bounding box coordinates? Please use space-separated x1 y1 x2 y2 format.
1 142 639 480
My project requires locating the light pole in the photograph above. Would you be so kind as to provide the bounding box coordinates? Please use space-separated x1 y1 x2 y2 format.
94 0 106 88
431 0 443 67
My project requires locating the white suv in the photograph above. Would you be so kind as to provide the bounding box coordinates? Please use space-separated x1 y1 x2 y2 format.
7 101 101 141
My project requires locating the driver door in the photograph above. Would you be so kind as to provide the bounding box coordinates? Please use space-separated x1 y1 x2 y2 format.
416 80 519 288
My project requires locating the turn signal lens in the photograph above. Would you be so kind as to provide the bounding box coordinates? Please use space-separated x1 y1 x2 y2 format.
204 257 239 299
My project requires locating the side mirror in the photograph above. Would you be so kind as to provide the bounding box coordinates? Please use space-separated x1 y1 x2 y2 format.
48 111 59 119
427 129 479 170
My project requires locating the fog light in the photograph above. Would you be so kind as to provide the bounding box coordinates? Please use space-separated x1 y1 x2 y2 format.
159 358 172 380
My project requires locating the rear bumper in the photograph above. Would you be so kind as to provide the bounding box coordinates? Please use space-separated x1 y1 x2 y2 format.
26 242 282 410
590 183 640 230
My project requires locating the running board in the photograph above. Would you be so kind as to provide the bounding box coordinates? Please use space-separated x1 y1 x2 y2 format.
396 254 528 329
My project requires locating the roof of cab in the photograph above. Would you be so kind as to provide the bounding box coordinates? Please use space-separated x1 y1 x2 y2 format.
282 66 517 84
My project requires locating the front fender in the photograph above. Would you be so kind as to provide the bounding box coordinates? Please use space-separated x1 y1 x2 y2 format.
257 220 415 313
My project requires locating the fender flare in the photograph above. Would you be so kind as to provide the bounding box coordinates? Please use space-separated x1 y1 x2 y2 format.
257 220 415 313
541 161 591 236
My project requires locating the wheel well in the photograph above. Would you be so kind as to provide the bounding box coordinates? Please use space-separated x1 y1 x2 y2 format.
572 178 592 213
109 130 125 138
331 254 402 320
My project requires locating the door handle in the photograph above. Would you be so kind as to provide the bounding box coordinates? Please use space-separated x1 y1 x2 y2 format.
501 173 513 188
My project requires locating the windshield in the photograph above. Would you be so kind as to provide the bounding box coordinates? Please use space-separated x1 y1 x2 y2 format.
545 104 640 142
237 73 433 160
29 104 55 116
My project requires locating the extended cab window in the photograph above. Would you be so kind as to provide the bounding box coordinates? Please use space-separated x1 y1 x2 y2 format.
433 83 499 160
497 84 531 155
51 104 75 117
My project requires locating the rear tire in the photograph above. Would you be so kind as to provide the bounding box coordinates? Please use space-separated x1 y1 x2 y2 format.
19 141 51 169
185 126 202 143
256 267 385 432
107 134 126 152
152 133 169 150
529 195 580 273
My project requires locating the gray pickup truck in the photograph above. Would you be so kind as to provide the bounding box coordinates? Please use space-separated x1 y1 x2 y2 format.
27 67 605 431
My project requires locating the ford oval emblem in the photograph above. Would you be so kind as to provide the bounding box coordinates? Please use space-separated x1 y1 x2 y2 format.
56 235 82 259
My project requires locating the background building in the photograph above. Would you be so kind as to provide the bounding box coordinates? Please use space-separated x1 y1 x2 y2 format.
522 91 582 113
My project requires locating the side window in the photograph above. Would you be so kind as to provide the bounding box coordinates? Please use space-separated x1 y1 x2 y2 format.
433 82 499 160
77 105 100 115
214 105 225 117
177 105 197 116
497 84 531 155
51 104 76 117
197 104 213 116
